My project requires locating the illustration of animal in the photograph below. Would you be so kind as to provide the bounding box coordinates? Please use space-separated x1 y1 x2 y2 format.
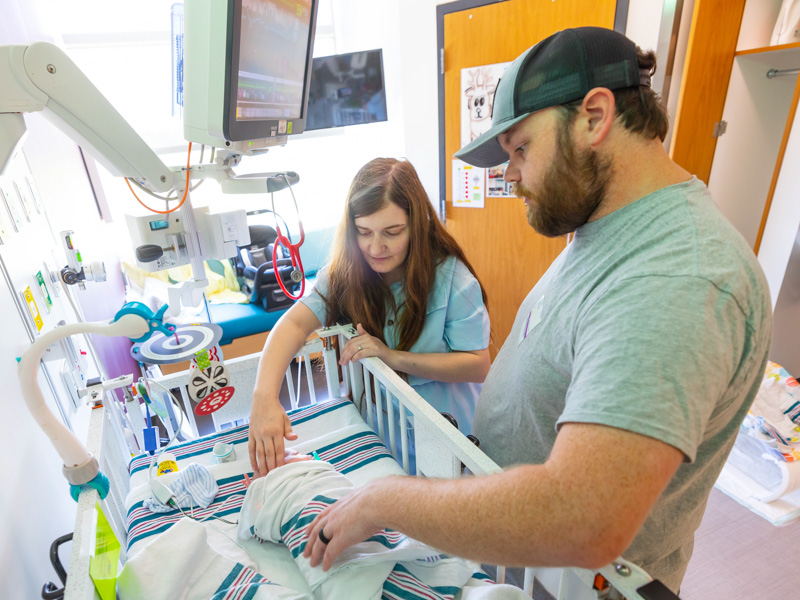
464 67 497 141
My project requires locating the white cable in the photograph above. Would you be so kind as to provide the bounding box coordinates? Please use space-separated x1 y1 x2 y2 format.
145 377 237 525
146 377 186 501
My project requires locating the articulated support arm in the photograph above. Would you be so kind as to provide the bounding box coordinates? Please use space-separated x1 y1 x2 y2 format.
17 303 174 500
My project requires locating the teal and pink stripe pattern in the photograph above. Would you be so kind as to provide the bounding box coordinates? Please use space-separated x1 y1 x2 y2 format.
126 401 394 551
127 473 247 551
381 563 490 600
128 398 354 477
211 562 272 600
278 494 408 559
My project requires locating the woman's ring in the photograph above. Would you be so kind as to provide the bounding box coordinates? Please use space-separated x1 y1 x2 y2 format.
318 529 331 545
358 345 362 351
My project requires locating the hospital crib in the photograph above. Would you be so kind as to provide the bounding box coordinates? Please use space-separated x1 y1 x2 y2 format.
61 324 675 600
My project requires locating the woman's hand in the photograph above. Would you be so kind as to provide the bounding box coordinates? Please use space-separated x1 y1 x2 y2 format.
248 399 299 477
339 323 396 367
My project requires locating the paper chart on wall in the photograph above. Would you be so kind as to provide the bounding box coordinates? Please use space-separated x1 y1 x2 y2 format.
461 61 511 147
452 159 485 208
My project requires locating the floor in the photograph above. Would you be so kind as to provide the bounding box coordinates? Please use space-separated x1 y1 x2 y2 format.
680 487 800 599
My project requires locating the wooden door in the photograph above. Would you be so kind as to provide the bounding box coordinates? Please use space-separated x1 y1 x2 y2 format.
669 0 747 184
442 0 618 357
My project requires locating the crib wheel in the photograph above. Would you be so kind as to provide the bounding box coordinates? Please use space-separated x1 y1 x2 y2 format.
69 472 110 502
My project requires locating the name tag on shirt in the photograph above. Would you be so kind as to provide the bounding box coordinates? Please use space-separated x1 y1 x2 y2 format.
518 295 544 346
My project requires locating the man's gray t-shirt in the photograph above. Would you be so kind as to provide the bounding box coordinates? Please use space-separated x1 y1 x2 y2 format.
472 177 772 591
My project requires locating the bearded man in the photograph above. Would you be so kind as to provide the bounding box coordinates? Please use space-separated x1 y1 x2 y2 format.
302 27 772 595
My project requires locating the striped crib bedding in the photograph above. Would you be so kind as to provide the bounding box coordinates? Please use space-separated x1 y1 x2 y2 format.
125 398 403 555
120 397 507 599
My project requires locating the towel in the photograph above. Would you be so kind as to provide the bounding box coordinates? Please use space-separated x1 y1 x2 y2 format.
118 518 310 600
145 462 219 513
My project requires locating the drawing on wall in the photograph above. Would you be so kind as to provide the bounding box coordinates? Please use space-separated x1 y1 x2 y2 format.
461 61 510 146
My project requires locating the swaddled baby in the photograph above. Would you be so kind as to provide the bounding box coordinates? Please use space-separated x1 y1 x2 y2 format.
237 457 518 600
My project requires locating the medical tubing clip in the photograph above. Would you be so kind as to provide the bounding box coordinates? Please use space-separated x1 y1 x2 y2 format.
69 471 110 502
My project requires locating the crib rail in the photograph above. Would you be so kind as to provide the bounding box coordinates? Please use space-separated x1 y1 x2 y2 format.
329 324 677 600
65 324 675 600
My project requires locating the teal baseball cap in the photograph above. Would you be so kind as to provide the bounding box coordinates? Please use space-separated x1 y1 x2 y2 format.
455 27 652 168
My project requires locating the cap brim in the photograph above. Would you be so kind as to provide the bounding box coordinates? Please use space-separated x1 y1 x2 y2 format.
454 112 531 168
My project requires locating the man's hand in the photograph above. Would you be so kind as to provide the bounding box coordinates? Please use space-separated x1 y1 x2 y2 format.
248 400 298 477
302 480 385 571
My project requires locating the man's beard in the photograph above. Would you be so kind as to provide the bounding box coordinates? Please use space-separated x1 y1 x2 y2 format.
513 118 612 238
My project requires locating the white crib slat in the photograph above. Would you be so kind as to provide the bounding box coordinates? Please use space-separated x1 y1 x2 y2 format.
523 568 535 597
104 393 134 461
400 404 409 474
125 397 147 449
386 390 396 460
178 385 200 438
285 363 298 410
364 371 374 430
341 350 352 399
303 356 316 405
295 359 304 405
322 333 340 400
158 390 177 440
496 566 506 584
375 375 384 442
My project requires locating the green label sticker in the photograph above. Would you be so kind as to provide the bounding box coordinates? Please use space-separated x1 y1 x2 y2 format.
36 271 52 311
90 502 120 600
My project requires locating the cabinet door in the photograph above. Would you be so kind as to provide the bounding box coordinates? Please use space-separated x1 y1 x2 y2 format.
669 0 747 182
442 0 617 357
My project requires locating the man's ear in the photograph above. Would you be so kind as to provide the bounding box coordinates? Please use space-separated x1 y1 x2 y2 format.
575 87 615 147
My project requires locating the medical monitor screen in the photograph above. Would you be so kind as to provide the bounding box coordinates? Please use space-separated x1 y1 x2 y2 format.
224 0 317 141
306 49 387 131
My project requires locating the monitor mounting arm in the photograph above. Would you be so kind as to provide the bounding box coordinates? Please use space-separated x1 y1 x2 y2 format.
0 42 179 191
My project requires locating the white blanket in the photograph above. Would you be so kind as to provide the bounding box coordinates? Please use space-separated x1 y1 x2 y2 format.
236 460 526 600
118 518 310 600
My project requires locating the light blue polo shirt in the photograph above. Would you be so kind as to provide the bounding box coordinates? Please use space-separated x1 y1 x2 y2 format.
301 255 490 434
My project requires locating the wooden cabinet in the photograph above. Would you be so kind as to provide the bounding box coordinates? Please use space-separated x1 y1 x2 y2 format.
671 0 800 302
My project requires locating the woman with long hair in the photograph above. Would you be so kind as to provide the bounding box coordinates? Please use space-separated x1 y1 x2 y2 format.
249 158 490 476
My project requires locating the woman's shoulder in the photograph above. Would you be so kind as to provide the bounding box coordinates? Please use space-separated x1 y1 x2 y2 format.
434 255 477 287
429 256 482 310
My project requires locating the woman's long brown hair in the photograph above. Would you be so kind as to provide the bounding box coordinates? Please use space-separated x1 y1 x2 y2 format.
321 158 487 351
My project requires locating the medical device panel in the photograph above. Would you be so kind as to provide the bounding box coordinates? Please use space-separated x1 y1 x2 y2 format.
126 208 250 272
183 0 319 152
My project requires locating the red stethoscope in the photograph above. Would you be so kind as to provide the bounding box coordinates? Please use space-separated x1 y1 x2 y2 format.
271 175 305 300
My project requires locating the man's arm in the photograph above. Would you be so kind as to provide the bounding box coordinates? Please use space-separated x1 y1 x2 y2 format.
304 422 683 571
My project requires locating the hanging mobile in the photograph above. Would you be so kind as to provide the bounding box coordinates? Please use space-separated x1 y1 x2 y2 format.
270 174 305 301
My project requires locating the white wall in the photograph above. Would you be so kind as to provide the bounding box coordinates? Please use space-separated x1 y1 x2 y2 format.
0 4 109 598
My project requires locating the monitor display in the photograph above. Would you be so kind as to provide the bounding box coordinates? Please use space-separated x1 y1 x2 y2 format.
306 49 387 131
223 0 317 141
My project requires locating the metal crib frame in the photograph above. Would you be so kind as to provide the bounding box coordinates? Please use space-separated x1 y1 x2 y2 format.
63 324 672 600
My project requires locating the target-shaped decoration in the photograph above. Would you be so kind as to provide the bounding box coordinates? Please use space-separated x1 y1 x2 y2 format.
194 386 234 416
131 323 222 365
188 360 230 402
